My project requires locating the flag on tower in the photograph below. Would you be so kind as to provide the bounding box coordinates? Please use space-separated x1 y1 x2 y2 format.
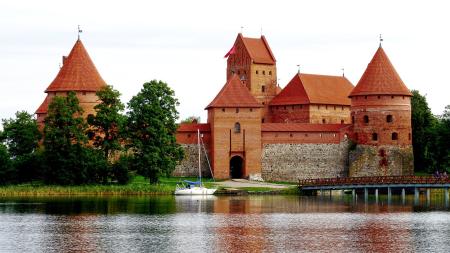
224 45 236 58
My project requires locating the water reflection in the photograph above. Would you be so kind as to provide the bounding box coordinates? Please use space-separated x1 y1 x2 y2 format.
0 195 450 252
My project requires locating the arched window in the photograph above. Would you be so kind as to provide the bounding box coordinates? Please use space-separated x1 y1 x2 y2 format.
234 122 241 133
372 133 378 141
364 115 369 124
386 115 393 123
392 132 398 140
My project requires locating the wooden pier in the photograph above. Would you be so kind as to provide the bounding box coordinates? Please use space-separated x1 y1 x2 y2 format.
299 176 450 205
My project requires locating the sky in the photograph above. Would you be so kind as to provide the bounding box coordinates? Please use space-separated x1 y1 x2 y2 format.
1 0 449 125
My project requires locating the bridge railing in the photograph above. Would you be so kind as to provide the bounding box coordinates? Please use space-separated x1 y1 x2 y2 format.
299 176 450 187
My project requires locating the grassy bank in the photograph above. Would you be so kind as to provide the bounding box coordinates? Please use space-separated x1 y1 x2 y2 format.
0 176 298 196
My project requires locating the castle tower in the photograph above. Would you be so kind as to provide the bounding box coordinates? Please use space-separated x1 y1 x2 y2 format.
225 33 277 122
349 45 413 176
206 74 263 180
36 39 107 127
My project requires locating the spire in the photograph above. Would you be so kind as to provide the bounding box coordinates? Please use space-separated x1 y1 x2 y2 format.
379 34 383 47
349 46 412 97
45 39 107 92
206 74 262 109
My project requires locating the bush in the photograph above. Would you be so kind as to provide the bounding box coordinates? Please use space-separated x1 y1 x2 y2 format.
0 144 15 185
111 155 131 184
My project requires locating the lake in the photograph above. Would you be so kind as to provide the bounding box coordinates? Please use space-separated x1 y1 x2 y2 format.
1 194 450 252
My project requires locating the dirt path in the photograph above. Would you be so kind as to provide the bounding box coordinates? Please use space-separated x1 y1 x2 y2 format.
213 179 294 189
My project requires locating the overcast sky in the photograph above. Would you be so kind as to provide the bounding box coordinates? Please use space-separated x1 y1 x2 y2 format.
1 0 449 124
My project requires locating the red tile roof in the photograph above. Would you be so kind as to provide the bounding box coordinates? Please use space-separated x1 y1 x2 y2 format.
206 74 263 109
45 39 107 92
36 95 50 114
177 123 211 132
270 73 354 106
350 46 412 97
262 123 350 132
240 34 276 64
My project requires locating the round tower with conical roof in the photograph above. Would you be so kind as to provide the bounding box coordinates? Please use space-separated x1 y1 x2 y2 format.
36 39 107 127
348 46 414 176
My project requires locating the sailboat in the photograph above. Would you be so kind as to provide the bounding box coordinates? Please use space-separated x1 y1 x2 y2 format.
174 129 217 195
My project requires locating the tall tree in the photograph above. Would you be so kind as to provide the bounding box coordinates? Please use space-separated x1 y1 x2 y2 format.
87 85 126 160
127 80 183 183
1 111 41 157
0 143 14 184
436 105 450 172
43 91 97 184
410 90 438 173
1 111 42 182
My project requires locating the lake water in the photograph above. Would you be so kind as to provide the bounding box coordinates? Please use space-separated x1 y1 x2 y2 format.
1 194 450 252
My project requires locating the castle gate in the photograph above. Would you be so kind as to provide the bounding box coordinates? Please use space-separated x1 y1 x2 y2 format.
230 156 244 179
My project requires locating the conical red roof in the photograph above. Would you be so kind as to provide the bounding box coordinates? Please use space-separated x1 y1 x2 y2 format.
45 39 107 92
350 46 412 97
206 74 262 109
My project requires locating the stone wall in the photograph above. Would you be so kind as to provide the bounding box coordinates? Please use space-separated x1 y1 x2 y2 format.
349 145 414 177
172 144 212 178
261 141 349 182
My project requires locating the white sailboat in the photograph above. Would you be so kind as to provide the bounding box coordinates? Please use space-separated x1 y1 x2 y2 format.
174 129 217 195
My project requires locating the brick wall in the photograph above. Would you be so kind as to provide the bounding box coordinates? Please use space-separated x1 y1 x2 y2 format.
309 104 351 124
269 104 310 123
261 141 350 182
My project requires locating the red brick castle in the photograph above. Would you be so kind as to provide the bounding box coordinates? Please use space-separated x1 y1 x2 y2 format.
175 34 413 181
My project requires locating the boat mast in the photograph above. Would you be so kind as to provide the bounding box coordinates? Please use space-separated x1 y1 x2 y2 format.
198 129 202 184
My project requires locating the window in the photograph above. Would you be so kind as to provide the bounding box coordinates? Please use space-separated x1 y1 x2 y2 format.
378 95 381 99
222 108 225 112
341 119 345 124
236 108 239 113
249 108 253 112
262 85 265 92
322 119 326 124
263 70 266 75
82 91 86 96
387 115 393 123
365 96 368 99
409 133 411 140
372 133 378 141
392 132 398 140
325 105 328 110
256 70 259 74
364 115 369 124
269 71 272 75
352 116 355 124
284 106 286 110
292 105 295 110
262 102 265 105
187 134 191 138
234 122 241 133
261 118 265 123
334 106 336 110
391 95 394 99
290 133 293 137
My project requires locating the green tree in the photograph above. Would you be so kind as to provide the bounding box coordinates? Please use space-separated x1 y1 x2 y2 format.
435 105 450 172
410 90 438 173
0 143 14 184
1 111 42 182
127 80 183 183
87 85 126 160
181 116 200 124
43 91 107 184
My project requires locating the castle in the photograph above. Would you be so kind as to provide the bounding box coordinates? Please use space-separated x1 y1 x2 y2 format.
36 34 414 182
174 33 414 181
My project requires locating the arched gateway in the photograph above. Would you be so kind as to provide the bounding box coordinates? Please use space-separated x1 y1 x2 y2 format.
230 156 244 179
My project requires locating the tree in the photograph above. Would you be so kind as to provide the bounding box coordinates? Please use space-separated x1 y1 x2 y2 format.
1 111 42 182
410 90 438 173
435 105 450 172
87 85 126 160
181 116 200 124
0 143 14 184
43 91 107 184
127 80 184 183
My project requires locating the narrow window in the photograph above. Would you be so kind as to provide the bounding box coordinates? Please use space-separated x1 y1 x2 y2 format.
378 95 381 99
341 119 344 124
409 133 411 140
392 132 398 140
292 105 295 110
222 108 225 112
364 115 369 124
326 105 328 110
317 105 320 109
263 70 266 75
234 122 241 133
372 133 378 141
262 118 265 123
256 70 259 74
269 71 272 75
262 85 265 92
300 105 303 109
365 96 368 99
386 115 393 123
262 102 265 105
236 108 239 113
352 116 355 124
187 134 191 138
391 95 394 99
322 119 326 124
334 106 336 110
290 133 293 137
249 108 253 112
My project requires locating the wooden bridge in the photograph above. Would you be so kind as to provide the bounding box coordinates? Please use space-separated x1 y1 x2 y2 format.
299 176 450 205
